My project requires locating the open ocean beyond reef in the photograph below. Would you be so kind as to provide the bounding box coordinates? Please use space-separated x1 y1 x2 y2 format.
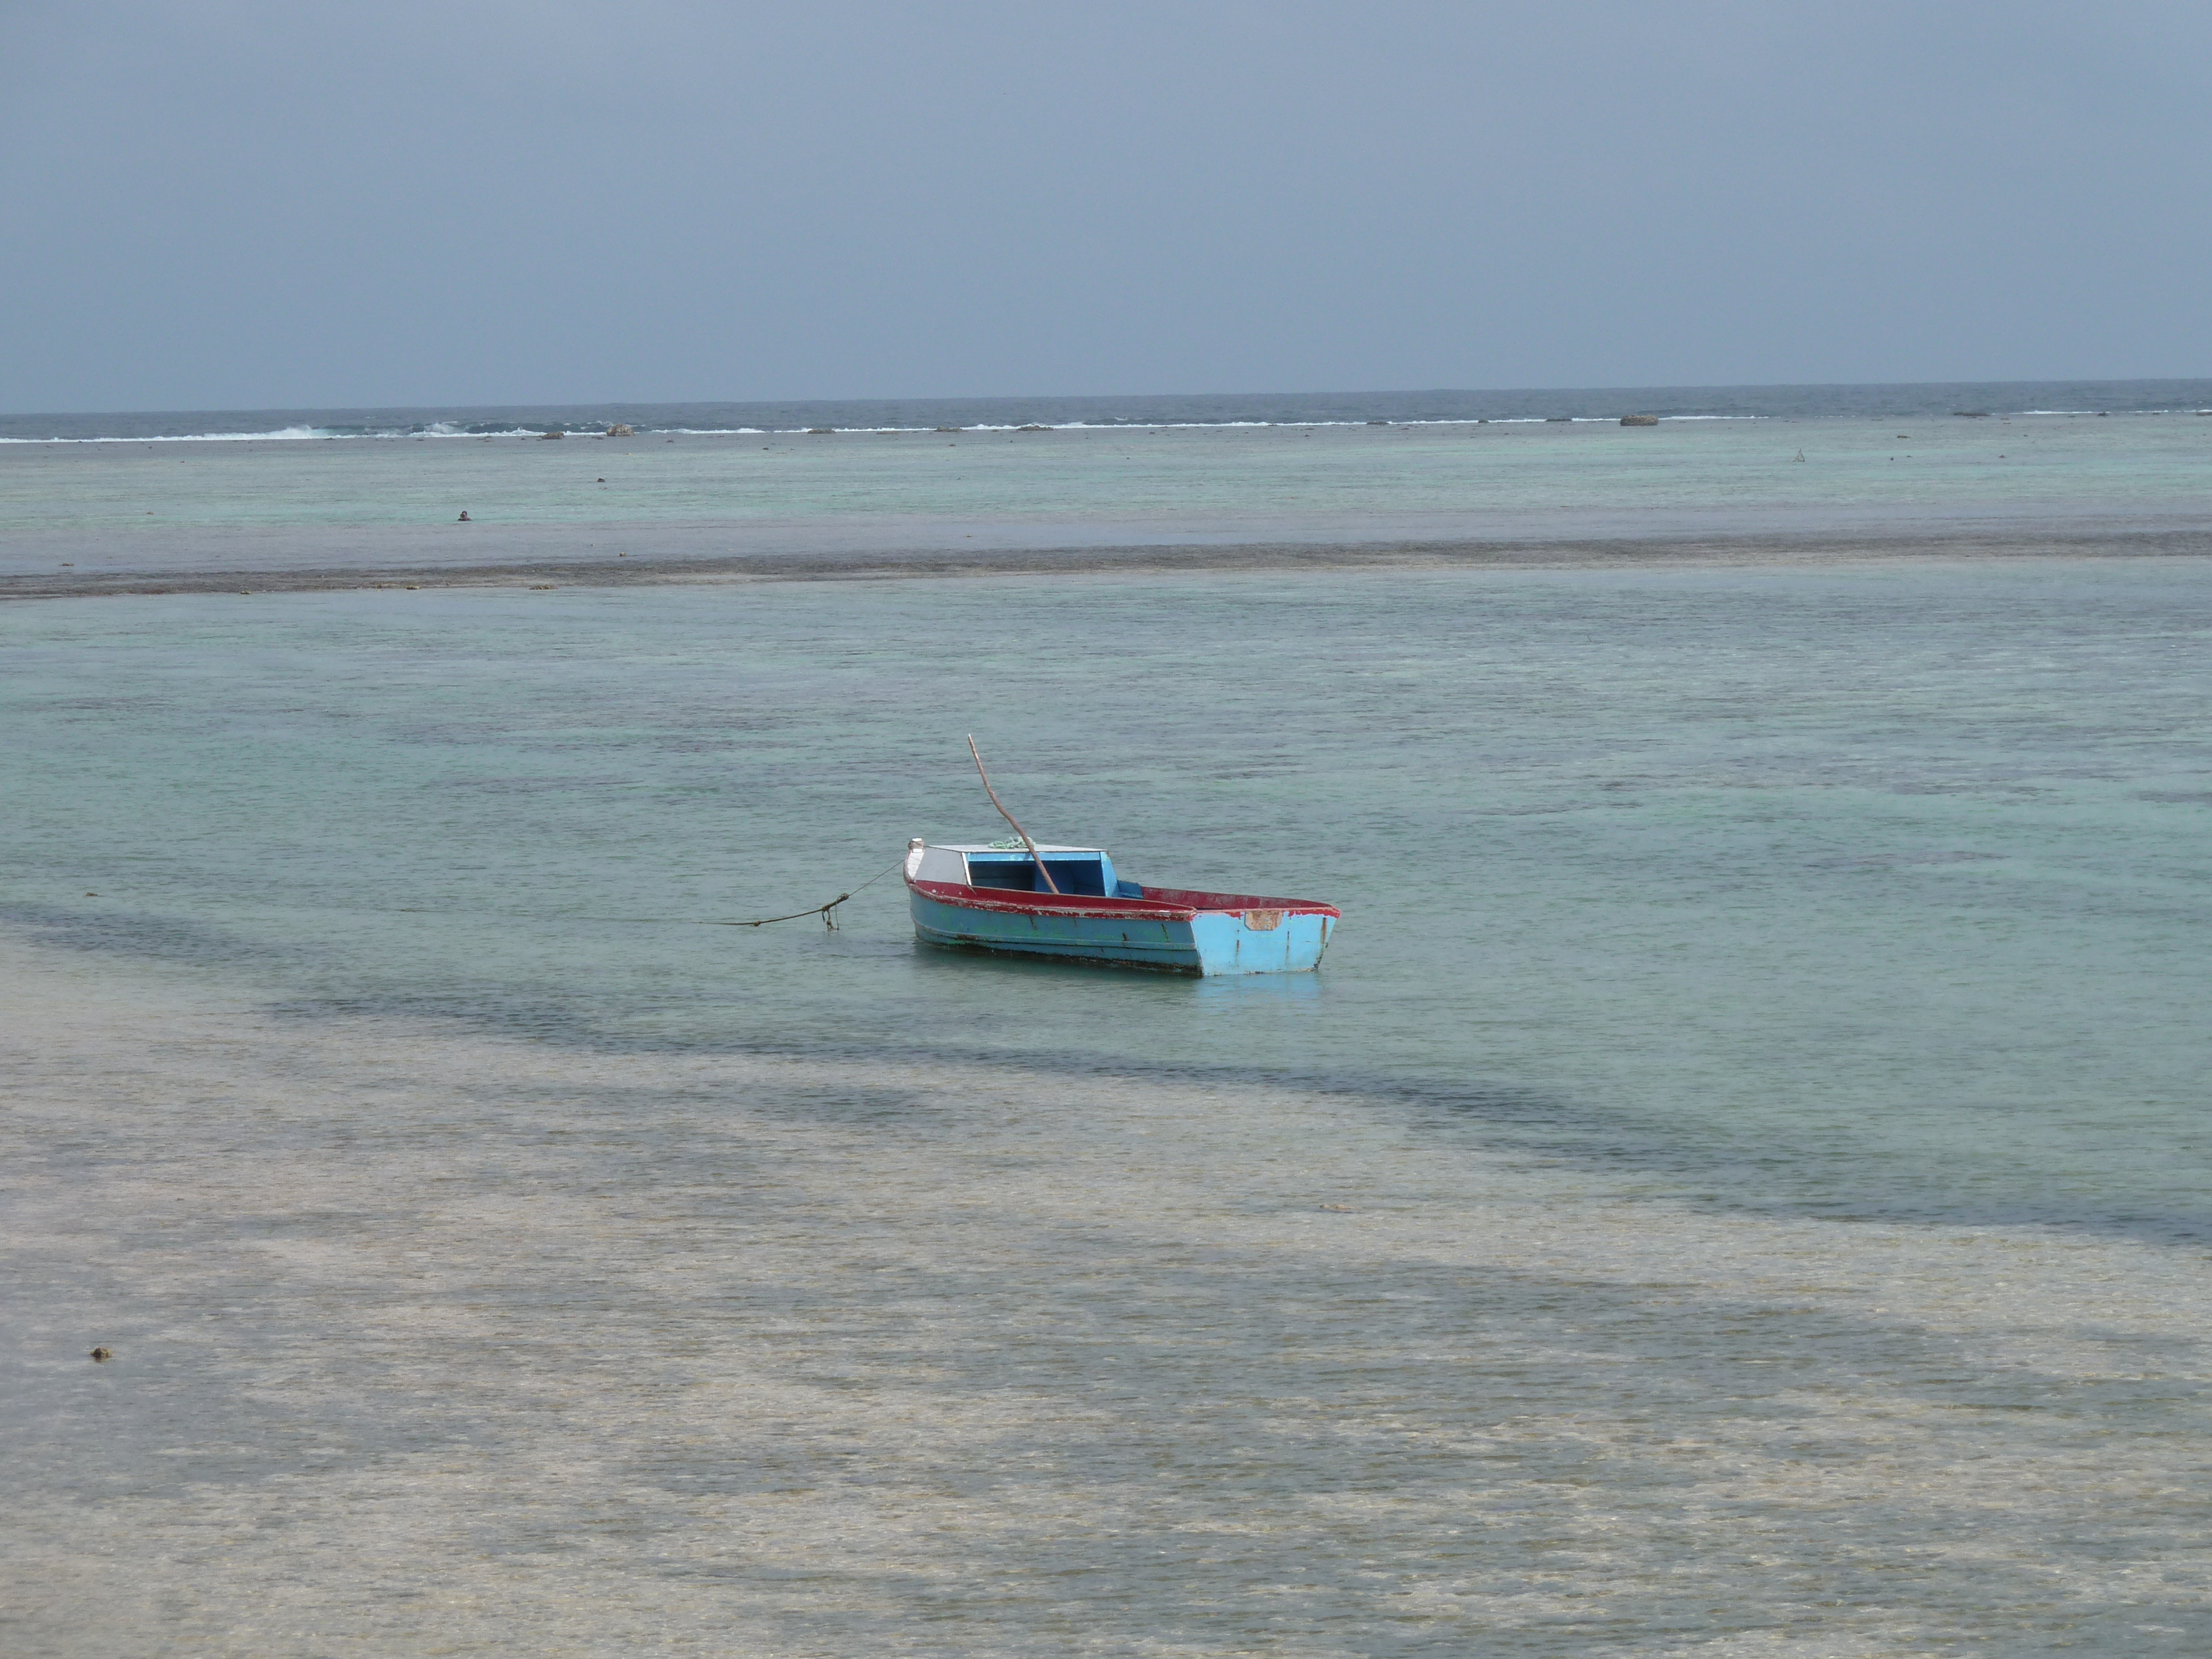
4 383 2211 1656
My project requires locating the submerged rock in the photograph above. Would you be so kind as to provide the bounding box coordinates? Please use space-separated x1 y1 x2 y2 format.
540 429 565 439
1620 414 1659 426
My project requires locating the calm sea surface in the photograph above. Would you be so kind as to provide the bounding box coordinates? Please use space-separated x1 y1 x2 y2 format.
4 398 2211 1653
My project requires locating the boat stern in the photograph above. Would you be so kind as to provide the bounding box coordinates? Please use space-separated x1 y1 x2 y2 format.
1186 905 1335 975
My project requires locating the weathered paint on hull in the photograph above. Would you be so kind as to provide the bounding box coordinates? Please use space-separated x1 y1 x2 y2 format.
909 889 1334 976
1187 909 1334 975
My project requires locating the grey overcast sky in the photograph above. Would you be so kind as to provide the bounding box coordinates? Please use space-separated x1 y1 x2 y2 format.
4 2 2209 411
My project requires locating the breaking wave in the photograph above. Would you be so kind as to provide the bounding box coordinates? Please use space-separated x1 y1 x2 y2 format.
7 380 2211 443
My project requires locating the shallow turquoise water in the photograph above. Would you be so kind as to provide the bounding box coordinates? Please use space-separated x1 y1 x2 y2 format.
5 414 2209 573
7 559 2212 1654
8 562 2209 1234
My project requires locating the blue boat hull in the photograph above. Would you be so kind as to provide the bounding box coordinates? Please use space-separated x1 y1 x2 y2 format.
910 889 1334 975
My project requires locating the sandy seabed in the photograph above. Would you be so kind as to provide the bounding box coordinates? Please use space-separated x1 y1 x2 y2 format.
6 931 2210 1656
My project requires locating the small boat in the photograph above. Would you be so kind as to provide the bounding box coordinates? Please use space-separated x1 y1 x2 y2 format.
904 838 1339 975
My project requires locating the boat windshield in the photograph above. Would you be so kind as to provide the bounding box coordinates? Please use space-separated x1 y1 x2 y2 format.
965 853 1110 896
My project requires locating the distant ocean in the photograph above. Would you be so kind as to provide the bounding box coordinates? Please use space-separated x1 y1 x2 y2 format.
7 378 2212 441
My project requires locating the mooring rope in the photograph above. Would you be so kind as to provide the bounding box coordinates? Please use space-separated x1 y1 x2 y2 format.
374 854 908 930
709 854 908 930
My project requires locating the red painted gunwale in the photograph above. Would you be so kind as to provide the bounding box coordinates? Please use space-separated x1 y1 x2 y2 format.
907 878 1340 922
1137 885 1342 920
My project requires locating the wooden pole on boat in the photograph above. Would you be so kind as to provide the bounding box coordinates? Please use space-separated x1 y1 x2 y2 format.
967 735 1060 894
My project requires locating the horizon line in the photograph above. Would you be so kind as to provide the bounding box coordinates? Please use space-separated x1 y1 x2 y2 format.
12 374 2212 422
